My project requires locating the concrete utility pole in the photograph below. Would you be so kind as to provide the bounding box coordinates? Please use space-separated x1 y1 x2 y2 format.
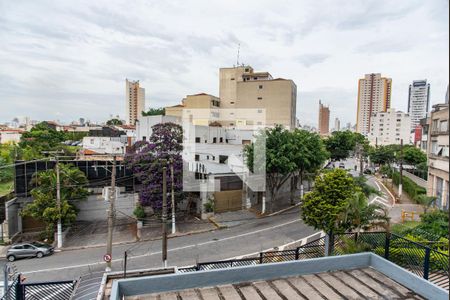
106 156 116 272
162 166 168 268
357 144 363 176
170 161 176 234
55 156 62 248
399 139 403 197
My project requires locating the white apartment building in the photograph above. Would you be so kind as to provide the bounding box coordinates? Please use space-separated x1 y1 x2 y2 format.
0 129 22 144
408 80 430 131
82 136 128 155
368 108 411 146
136 115 180 142
356 73 392 135
126 79 145 125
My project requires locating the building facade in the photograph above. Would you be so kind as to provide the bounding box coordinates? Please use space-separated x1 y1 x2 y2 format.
356 73 392 135
126 79 145 125
219 66 297 129
426 103 449 209
165 93 220 125
368 108 411 146
318 100 330 135
408 80 430 131
334 117 340 132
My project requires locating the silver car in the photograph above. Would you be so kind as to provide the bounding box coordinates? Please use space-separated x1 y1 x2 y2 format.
7 242 54 261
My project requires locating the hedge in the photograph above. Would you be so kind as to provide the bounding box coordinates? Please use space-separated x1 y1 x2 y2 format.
392 171 426 203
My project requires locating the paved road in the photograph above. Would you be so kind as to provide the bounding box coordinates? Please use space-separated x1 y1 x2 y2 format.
1 208 316 282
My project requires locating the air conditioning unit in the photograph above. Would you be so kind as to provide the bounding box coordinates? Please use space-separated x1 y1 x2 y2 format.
102 186 120 201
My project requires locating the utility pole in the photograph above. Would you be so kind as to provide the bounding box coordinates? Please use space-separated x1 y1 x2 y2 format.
106 156 116 272
170 160 176 234
55 156 62 248
358 144 363 176
162 166 168 268
399 139 403 198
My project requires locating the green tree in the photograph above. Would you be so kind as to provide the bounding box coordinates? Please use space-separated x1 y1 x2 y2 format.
19 122 64 151
415 195 436 214
106 118 123 125
324 131 365 160
403 146 427 167
290 129 328 203
142 107 165 116
245 126 297 212
352 175 381 197
22 164 88 239
301 168 359 234
369 145 395 165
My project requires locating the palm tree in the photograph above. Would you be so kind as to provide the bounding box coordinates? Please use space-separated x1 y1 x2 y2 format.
416 195 437 214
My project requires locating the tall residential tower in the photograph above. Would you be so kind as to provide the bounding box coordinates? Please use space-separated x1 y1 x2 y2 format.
356 73 392 135
126 79 145 125
318 100 330 135
408 80 430 131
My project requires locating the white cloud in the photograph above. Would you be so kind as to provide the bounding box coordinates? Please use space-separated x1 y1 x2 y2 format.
0 0 448 127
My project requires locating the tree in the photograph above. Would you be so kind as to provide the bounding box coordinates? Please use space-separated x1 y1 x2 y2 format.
369 145 395 165
352 175 381 197
142 108 165 116
106 118 123 125
126 122 182 210
19 122 65 152
301 168 359 235
415 195 437 214
403 146 427 167
324 131 358 160
245 126 297 212
21 164 88 239
289 129 328 203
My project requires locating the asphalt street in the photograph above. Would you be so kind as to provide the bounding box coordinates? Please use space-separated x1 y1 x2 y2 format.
1 207 316 282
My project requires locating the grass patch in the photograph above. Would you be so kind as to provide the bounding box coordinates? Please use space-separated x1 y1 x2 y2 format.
391 221 420 234
0 181 13 196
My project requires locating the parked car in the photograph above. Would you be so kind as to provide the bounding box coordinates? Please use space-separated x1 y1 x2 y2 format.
7 242 54 262
363 168 374 174
339 163 345 169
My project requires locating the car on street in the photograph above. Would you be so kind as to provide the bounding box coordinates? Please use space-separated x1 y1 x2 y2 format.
339 163 345 169
7 242 54 261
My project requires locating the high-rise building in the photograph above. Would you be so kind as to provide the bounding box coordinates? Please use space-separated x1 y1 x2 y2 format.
408 80 430 131
445 84 449 104
318 100 330 135
334 117 340 132
126 79 145 125
356 73 392 135
219 66 297 129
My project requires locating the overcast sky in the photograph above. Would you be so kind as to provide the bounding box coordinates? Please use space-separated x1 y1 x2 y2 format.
0 0 448 127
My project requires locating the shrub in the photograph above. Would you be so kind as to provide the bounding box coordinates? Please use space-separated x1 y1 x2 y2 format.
392 171 426 203
133 205 145 219
204 200 214 213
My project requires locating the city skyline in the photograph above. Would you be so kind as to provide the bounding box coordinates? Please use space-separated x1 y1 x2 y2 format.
0 0 448 127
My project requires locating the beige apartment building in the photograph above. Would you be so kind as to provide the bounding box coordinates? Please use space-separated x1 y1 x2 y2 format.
219 66 297 129
318 100 330 136
165 93 220 125
126 79 145 125
426 103 449 209
356 73 392 135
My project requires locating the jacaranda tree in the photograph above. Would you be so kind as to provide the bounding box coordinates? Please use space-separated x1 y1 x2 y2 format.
126 122 183 210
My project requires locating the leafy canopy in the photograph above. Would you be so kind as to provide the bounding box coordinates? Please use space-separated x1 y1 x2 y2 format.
22 164 88 230
142 107 165 116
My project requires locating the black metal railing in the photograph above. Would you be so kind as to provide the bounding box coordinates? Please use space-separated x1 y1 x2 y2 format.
1 275 76 300
178 231 449 291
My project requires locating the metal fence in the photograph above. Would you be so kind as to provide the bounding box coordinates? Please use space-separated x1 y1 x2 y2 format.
178 231 449 290
1 275 76 300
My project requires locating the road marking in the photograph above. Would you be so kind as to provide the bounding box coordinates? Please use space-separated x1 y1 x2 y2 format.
22 219 301 275
374 180 381 191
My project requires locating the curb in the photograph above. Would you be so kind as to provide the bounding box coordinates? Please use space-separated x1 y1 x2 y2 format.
59 227 219 252
208 217 226 229
266 203 301 217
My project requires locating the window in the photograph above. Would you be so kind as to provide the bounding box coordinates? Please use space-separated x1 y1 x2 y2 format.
259 85 263 89
195 137 200 143
257 97 263 100
23 245 35 249
142 136 146 141
213 137 217 143
230 102 235 105
195 154 200 161
219 137 223 143
440 120 448 132
219 155 228 164
230 78 235 81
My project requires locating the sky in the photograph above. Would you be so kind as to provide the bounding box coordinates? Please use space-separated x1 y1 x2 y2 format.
0 0 448 127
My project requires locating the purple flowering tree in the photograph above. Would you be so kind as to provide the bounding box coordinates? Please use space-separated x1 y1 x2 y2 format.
126 122 183 211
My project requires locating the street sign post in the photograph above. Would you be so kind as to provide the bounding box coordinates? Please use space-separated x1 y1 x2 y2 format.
103 254 112 263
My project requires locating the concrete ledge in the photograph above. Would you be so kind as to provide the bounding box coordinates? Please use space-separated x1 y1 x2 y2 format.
110 253 449 300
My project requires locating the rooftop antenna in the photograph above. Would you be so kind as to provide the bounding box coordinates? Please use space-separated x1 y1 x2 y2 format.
236 43 240 66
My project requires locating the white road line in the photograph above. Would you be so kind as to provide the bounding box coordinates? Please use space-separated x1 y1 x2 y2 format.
374 180 381 191
22 219 301 275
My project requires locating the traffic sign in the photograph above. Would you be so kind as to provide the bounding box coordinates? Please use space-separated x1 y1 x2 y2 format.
103 254 112 262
